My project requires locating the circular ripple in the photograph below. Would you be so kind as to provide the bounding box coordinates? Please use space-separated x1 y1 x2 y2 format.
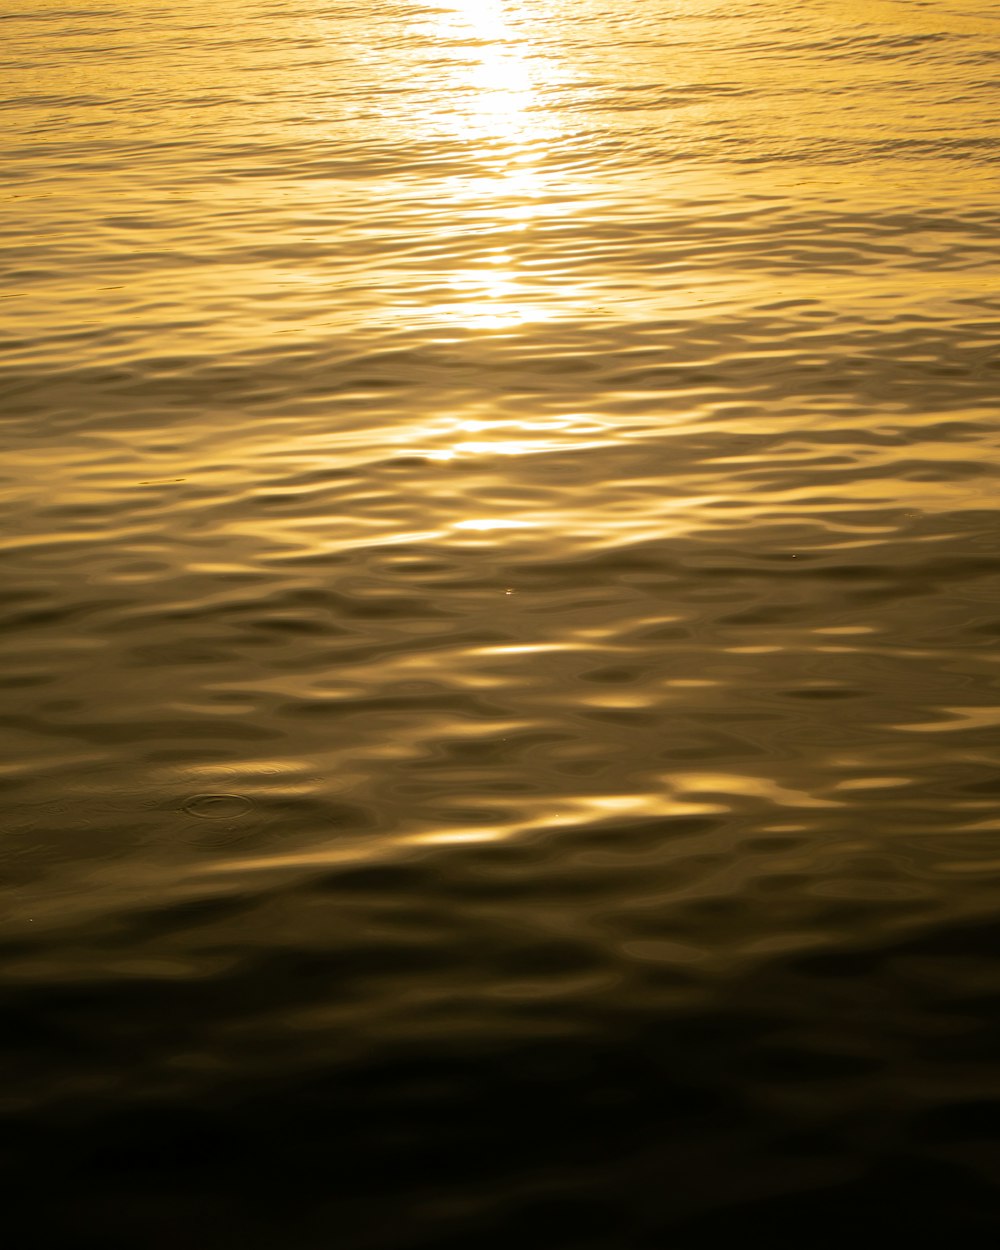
182 793 254 820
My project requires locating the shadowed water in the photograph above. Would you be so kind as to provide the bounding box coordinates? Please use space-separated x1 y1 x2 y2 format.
2 0 1000 1243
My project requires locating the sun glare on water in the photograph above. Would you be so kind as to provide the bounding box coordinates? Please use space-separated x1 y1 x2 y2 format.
415 0 570 330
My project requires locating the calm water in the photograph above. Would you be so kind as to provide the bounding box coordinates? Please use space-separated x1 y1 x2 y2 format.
3 0 1000 1242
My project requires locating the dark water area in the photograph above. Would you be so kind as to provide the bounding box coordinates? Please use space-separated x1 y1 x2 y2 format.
3 0 1000 1243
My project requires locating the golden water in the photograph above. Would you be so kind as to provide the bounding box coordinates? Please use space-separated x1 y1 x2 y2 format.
3 0 1000 1242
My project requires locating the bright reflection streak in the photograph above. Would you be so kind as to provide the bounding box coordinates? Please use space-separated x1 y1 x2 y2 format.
453 517 536 531
399 412 610 462
433 1 536 141
453 440 549 456
418 0 564 329
404 830 504 846
196 790 727 875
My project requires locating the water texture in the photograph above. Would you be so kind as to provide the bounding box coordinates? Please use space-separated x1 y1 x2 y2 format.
2 0 1000 1243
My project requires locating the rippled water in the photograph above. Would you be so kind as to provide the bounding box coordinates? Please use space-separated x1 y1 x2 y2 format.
3 0 1000 1241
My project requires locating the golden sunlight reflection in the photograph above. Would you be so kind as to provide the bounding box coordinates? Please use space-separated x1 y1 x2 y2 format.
197 789 727 876
452 518 536 531
417 0 573 330
668 773 844 810
400 412 609 461
431 0 539 142
434 260 556 331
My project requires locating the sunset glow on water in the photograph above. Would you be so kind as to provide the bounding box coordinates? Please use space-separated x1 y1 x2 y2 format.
3 1 1000 1243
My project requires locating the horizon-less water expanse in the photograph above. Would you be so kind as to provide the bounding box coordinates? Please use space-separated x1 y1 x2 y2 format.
3 0 1000 1243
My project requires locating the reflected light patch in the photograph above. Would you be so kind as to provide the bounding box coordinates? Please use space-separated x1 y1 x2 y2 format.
402 829 503 846
669 772 843 809
453 517 536 531
426 0 546 149
424 279 555 330
436 0 510 34
402 411 610 461
195 789 729 880
414 0 574 332
477 642 582 655
892 706 1000 733
834 776 913 791
453 440 548 455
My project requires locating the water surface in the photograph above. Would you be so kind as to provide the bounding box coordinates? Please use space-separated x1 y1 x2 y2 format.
3 0 1000 1242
